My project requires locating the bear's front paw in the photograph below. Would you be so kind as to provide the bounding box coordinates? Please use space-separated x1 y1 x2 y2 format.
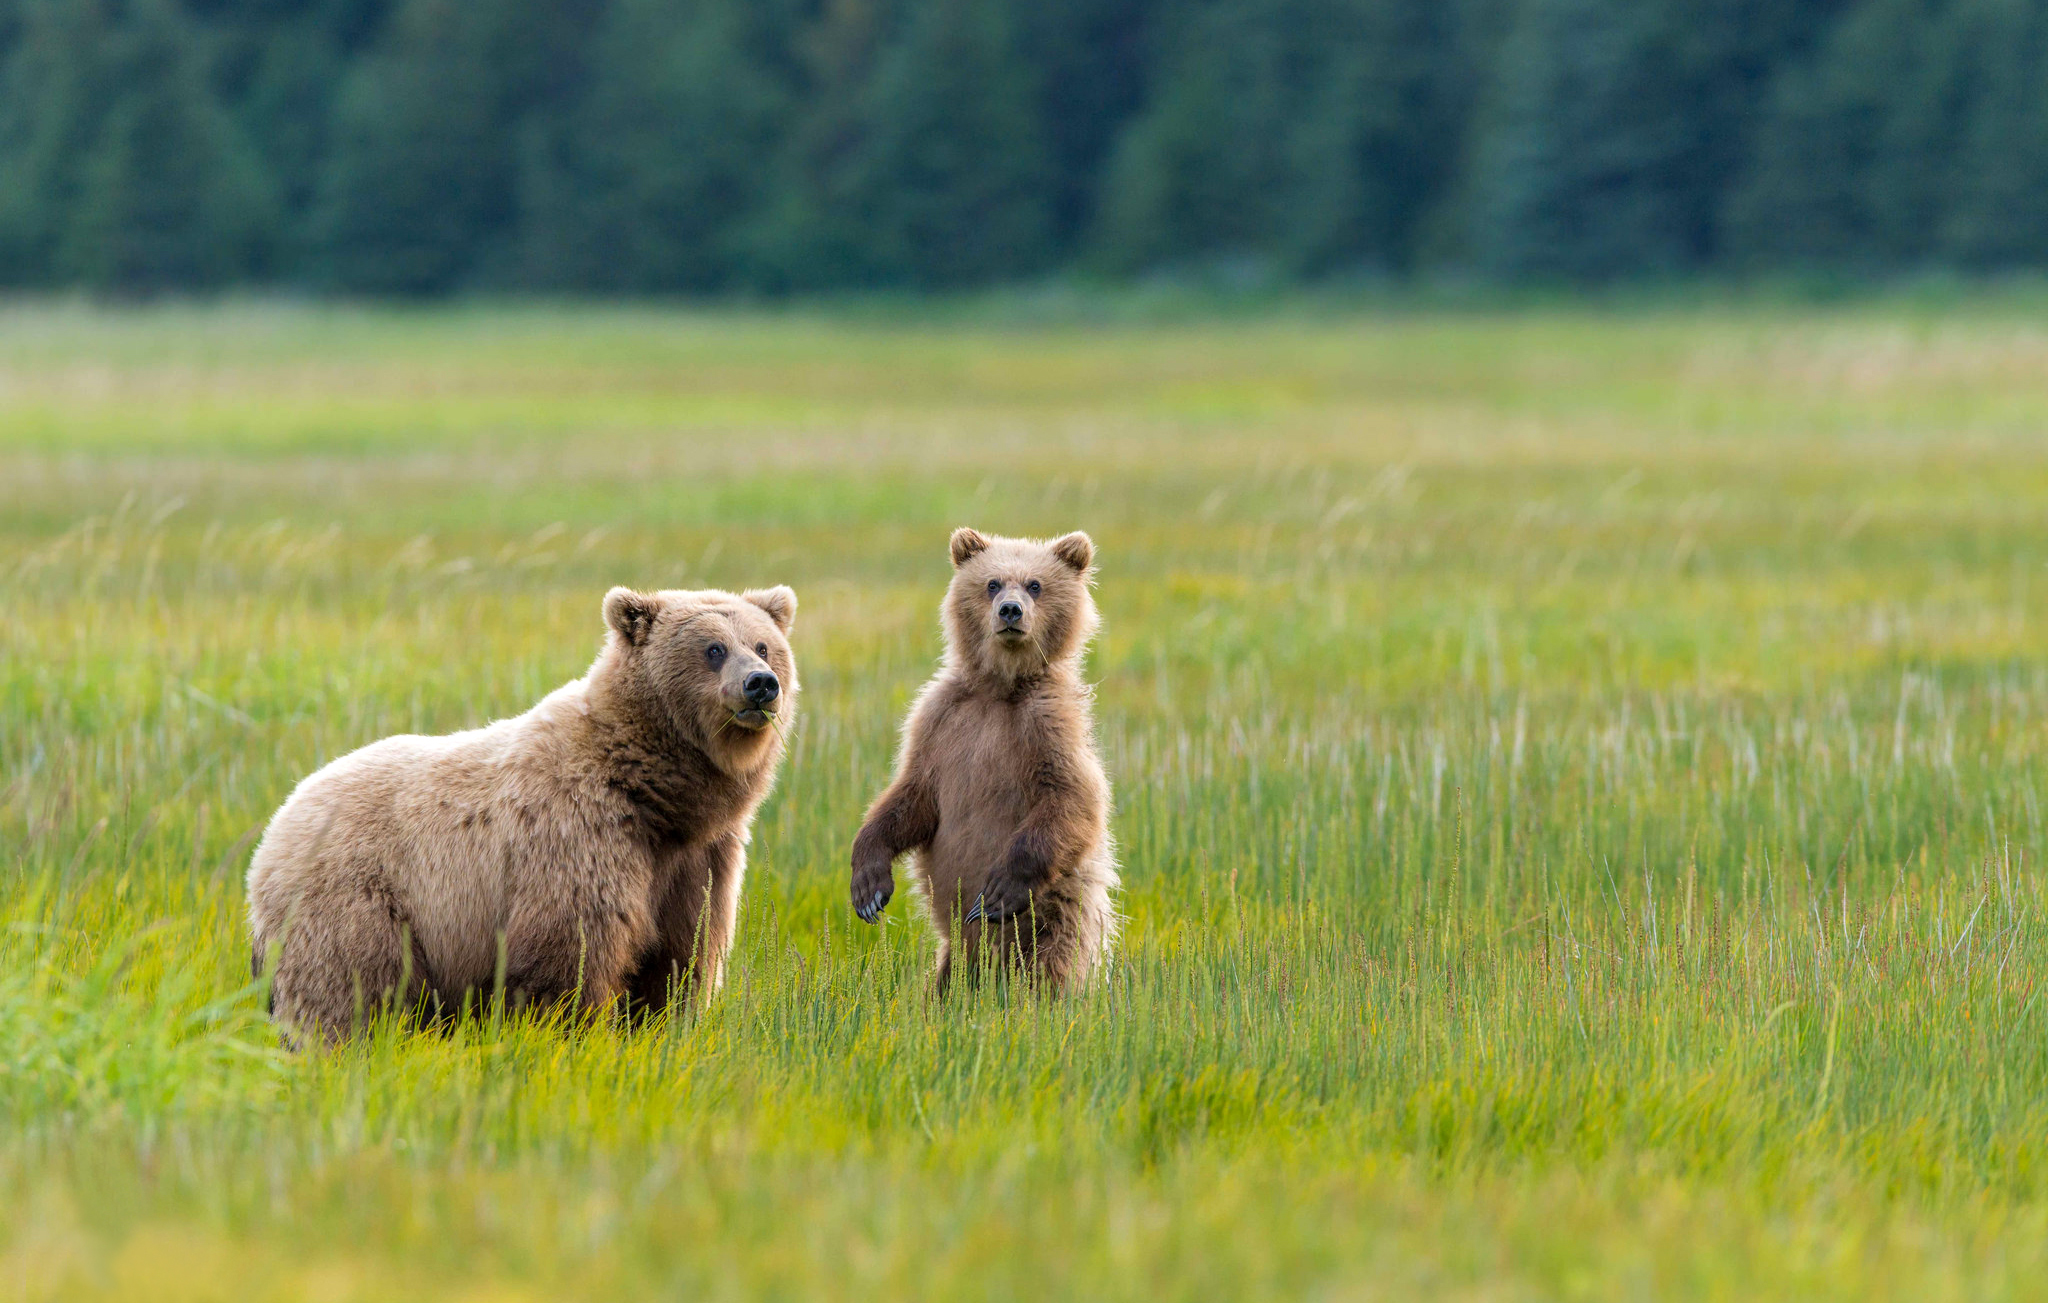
851 861 895 923
965 873 1033 926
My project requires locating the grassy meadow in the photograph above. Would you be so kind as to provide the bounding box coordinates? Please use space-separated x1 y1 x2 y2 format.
7 298 2048 1299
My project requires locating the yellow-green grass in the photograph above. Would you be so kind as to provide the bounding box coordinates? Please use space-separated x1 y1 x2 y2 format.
6 300 2048 1300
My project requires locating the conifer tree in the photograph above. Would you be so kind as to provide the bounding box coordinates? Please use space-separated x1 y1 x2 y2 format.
313 0 596 292
840 0 1055 286
1470 0 1843 278
1942 0 2048 266
1091 0 1474 277
0 0 275 290
0 0 2042 293
1015 0 1156 250
0 0 106 285
520 0 796 292
1729 0 1983 268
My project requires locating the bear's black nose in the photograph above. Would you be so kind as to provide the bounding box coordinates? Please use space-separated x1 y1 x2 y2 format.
743 670 779 706
998 601 1024 624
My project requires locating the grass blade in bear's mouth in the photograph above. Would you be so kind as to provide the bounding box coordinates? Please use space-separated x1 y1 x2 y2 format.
732 708 773 729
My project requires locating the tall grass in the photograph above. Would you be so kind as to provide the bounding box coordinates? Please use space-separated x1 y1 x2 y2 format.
5 302 2048 1299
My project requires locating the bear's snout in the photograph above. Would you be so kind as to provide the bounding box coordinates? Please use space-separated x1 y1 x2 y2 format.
988 578 1035 638
743 669 780 708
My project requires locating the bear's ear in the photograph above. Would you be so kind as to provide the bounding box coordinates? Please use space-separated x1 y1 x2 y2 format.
1050 531 1094 573
743 585 797 633
603 587 658 647
949 527 990 568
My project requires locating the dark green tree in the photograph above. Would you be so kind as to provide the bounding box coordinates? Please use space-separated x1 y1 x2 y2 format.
1282 0 1480 274
2 0 2045 293
1015 0 1157 249
311 0 598 292
1469 0 1846 279
0 0 276 290
1942 0 2048 266
836 0 1056 286
311 0 512 292
202 0 390 270
0 0 106 284
1089 0 1476 277
519 0 797 292
737 0 885 289
1089 0 1297 274
64 1 277 289
1728 0 1985 268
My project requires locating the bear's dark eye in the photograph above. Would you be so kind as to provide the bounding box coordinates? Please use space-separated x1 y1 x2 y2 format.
1027 580 1041 597
755 643 768 657
706 643 727 667
987 579 1001 597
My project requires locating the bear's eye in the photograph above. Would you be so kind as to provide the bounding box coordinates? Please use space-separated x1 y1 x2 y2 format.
755 643 768 657
706 643 727 667
1027 580 1041 597
987 579 1002 597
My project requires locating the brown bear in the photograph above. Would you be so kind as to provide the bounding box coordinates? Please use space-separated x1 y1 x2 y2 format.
246 583 798 1045
850 528 1118 991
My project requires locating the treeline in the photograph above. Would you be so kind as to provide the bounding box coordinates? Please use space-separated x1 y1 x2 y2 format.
2 0 2047 294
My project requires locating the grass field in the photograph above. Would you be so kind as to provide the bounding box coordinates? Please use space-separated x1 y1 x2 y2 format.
6 299 2048 1300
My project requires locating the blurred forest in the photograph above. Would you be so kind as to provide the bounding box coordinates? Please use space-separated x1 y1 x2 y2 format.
3 0 2047 295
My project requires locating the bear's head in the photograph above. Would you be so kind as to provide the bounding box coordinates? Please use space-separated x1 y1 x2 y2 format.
600 584 798 772
942 528 1097 686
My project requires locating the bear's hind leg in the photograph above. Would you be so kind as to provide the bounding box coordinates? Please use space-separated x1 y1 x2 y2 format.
944 915 1038 993
268 886 432 1046
1029 876 1118 993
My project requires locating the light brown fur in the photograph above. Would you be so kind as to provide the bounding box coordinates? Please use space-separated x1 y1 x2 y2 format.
851 528 1118 992
246 584 798 1044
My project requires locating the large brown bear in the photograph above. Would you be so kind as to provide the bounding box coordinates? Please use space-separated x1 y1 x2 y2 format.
247 584 797 1044
850 528 1118 991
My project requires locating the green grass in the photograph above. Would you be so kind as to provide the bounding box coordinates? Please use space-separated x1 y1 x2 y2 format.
7 299 2048 1300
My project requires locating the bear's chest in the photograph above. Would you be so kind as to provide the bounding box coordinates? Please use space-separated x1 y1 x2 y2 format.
930 698 1036 824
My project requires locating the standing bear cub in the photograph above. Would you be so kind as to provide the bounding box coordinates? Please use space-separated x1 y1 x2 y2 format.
247 584 797 1044
851 528 1118 991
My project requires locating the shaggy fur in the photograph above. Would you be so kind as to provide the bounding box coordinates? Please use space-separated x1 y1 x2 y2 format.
850 528 1118 991
246 584 798 1045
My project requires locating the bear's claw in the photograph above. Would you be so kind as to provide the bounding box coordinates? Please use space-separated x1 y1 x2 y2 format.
965 888 1027 926
853 883 891 923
